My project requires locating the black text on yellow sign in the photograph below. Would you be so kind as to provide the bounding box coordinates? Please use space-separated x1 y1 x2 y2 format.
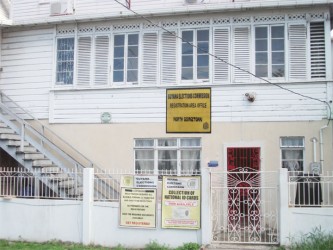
166 88 211 133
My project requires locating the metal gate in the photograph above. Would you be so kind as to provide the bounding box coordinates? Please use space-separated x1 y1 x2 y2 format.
211 169 279 244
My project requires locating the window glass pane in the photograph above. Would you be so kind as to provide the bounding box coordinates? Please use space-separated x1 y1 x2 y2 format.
182 43 193 55
158 139 177 147
182 68 193 80
182 31 193 42
182 55 193 67
272 26 284 38
272 65 284 77
281 137 304 147
56 38 74 85
114 35 125 46
158 150 177 172
272 52 284 64
114 47 124 57
255 40 268 51
127 70 138 82
256 65 268 77
197 30 209 42
197 41 209 54
135 139 154 147
136 150 154 159
128 46 138 57
197 67 209 79
113 71 124 82
113 59 124 70
135 161 154 171
181 149 200 160
256 52 268 64
281 149 303 171
272 39 284 51
128 34 139 45
255 27 268 38
198 55 209 67
180 138 201 147
127 58 138 69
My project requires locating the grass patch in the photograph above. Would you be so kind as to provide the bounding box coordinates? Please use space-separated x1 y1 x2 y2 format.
278 227 333 250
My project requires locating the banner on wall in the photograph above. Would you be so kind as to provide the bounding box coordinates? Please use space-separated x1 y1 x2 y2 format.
120 188 157 229
166 88 211 133
161 176 201 229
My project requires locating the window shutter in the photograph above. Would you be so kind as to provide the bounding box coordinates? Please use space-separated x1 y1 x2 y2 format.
77 36 92 86
310 22 326 78
142 32 158 85
213 28 230 83
94 35 110 85
288 24 307 80
161 31 177 85
233 27 251 82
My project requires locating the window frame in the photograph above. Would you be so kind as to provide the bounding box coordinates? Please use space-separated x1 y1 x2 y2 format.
134 138 201 176
55 37 75 85
254 24 285 79
181 29 210 83
280 136 305 172
112 32 140 86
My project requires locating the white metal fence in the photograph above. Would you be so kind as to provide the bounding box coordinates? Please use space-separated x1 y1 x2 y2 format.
288 172 333 207
0 167 83 199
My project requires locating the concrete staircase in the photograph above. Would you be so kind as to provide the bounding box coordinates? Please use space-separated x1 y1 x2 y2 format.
0 121 83 198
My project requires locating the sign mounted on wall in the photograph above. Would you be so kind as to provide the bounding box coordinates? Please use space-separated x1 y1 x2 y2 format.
166 88 211 133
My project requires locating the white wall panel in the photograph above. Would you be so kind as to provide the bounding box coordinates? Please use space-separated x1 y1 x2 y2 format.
51 83 328 123
0 26 54 119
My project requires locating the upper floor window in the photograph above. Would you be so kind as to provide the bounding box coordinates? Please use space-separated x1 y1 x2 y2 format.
182 29 209 81
280 136 304 171
56 38 74 85
113 33 139 84
134 138 201 176
255 25 285 78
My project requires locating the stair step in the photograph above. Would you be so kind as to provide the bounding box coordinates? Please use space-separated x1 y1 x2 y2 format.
33 159 52 167
58 180 76 189
16 146 38 153
67 186 83 196
7 140 29 147
24 153 45 160
41 166 61 173
49 173 72 181
0 122 8 128
0 134 21 140
0 128 15 134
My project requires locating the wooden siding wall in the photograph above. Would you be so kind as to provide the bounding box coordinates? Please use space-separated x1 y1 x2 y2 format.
1 26 54 118
50 84 328 123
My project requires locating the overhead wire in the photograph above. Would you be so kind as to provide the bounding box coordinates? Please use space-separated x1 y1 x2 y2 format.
113 0 332 126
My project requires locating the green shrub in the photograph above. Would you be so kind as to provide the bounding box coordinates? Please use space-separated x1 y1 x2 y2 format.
145 240 170 250
175 242 201 250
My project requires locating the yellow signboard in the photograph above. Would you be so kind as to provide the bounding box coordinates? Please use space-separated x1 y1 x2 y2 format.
161 176 201 229
166 88 211 133
120 188 157 228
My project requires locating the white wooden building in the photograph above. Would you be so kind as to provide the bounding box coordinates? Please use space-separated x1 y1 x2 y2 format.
0 0 333 247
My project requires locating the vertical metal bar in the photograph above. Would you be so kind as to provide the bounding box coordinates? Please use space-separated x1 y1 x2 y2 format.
20 124 25 152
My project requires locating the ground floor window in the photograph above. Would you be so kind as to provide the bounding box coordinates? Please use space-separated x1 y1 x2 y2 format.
280 136 304 171
134 138 201 175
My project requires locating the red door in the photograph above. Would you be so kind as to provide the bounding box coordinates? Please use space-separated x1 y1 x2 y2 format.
227 147 261 230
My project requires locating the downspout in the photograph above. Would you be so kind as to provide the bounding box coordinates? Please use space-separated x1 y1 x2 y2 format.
320 125 328 173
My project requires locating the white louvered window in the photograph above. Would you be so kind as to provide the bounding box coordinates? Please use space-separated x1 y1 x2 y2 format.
142 32 158 85
181 29 209 81
56 37 75 85
255 25 285 78
77 36 92 86
288 24 307 80
94 36 110 85
233 26 251 82
310 22 326 78
213 28 230 83
113 33 139 84
161 31 177 85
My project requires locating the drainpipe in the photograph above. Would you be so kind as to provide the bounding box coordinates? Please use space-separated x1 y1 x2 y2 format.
320 125 328 173
310 137 317 163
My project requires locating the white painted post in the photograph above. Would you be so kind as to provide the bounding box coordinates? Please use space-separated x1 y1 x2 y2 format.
83 168 94 245
201 167 211 246
279 168 290 246
20 124 25 152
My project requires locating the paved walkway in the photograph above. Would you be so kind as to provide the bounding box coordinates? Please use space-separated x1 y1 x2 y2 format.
202 244 279 250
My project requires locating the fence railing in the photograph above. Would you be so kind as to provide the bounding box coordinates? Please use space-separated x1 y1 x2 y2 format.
288 172 333 207
0 167 83 200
